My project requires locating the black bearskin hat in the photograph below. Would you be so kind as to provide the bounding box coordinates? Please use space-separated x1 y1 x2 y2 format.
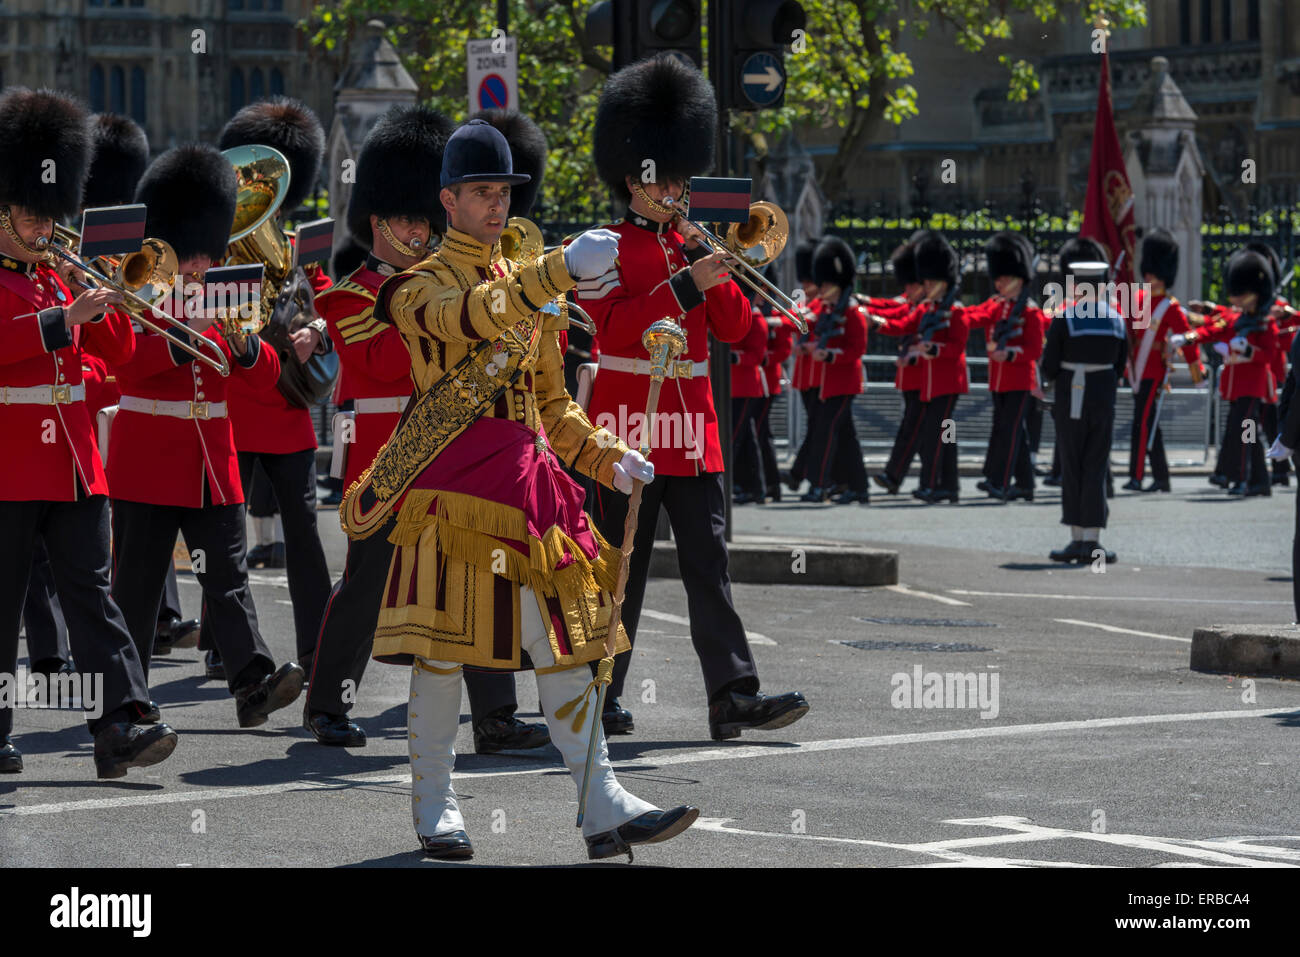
1139 227 1179 287
889 240 919 287
812 236 856 289
794 237 819 283
82 113 150 210
347 104 454 246
470 109 547 219
594 56 716 202
218 96 325 211
985 231 1033 282
1058 237 1110 278
1244 240 1281 285
1225 249 1275 306
330 236 368 281
914 232 959 285
135 144 237 261
0 88 91 220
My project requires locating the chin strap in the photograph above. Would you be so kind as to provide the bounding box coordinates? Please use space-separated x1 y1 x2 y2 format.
377 219 429 260
0 207 50 261
629 182 677 219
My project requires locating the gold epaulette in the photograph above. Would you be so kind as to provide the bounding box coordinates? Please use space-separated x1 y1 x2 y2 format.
317 278 378 303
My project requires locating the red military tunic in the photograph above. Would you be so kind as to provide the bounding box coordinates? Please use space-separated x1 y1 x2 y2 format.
894 299 970 401
789 298 823 392
870 298 924 392
316 256 413 489
763 314 795 396
1197 309 1277 402
81 353 121 416
108 323 281 507
813 298 868 399
578 217 751 475
0 259 134 501
963 294 1046 393
1126 290 1200 383
226 261 333 454
730 303 769 399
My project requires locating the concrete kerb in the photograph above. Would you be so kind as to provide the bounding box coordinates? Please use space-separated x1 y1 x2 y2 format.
1190 624 1300 679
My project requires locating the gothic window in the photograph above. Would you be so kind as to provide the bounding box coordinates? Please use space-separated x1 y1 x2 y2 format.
269 0 282 9
1179 0 1191 46
250 68 264 102
1199 0 1211 43
109 65 125 113
231 69 245 113
89 64 105 112
250 0 263 10
1221 0 1230 42
130 66 146 126
1248 0 1260 41
229 0 244 10
270 68 284 96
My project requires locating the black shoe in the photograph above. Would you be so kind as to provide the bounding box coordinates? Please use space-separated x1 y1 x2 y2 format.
767 488 783 503
1208 474 1229 489
0 739 22 774
419 830 474 859
975 479 991 493
28 656 73 678
1041 474 1062 487
234 662 305 728
585 805 700 862
708 689 810 741
782 470 802 492
1121 478 1143 491
1049 540 1085 563
1272 472 1290 487
320 490 343 506
473 713 551 754
1008 485 1034 502
154 617 200 655
835 488 870 504
914 487 958 504
601 698 634 735
139 701 161 725
1080 541 1117 564
246 543 271 568
800 487 829 503
1228 481 1271 497
204 649 225 681
733 490 760 505
872 472 900 495
984 483 1011 502
265 542 287 569
93 722 178 779
1142 480 1171 493
304 708 367 747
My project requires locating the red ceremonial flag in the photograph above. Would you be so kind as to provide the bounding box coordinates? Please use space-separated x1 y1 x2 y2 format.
1079 47 1137 288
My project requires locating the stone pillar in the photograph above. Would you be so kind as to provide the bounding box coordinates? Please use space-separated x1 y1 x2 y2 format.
1123 56 1205 306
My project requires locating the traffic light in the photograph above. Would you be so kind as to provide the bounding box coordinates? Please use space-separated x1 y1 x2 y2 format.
585 0 703 72
711 0 806 111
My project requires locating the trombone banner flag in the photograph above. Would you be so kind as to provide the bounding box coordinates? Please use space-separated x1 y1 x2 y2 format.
293 218 335 268
78 204 148 260
1080 49 1136 287
687 178 752 224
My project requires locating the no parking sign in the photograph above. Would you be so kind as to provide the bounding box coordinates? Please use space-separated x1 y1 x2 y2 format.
467 37 518 116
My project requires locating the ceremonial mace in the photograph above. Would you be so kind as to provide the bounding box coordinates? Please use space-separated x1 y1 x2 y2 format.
573 318 687 827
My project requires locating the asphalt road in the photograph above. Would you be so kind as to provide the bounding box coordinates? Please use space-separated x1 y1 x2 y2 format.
2 476 1299 869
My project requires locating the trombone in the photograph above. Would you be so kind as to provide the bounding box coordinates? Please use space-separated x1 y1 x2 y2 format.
38 226 231 377
662 197 809 334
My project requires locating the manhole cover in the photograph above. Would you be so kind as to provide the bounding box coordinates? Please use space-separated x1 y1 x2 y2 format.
855 616 997 628
835 639 994 653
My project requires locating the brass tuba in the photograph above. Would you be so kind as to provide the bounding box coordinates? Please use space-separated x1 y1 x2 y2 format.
221 144 292 335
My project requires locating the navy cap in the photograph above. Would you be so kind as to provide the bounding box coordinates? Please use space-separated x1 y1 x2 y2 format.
440 118 531 189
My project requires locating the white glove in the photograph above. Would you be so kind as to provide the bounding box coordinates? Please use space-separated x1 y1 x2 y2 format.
1229 336 1248 353
612 449 654 494
1267 437 1294 461
1213 341 1230 357
563 229 620 280
1168 332 1188 349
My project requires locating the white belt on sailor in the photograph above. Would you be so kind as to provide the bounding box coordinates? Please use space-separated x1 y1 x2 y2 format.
1058 362 1111 420
598 354 708 380
2 383 86 405
118 395 228 419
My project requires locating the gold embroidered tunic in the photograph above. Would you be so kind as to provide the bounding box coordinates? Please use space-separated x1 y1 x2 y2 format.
365 228 633 673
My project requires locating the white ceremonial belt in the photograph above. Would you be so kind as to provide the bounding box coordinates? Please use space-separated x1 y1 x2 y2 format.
1059 362 1111 420
354 395 410 415
598 354 708 380
119 395 227 420
2 383 85 405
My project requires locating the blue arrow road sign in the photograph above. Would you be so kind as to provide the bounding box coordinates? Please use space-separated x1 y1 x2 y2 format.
740 52 784 107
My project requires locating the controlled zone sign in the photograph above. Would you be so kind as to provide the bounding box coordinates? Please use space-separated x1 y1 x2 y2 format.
467 37 518 114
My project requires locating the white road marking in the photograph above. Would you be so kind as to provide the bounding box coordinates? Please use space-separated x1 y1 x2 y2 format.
5 706 1296 818
640 608 776 645
886 584 972 606
950 589 1290 605
1053 618 1192 644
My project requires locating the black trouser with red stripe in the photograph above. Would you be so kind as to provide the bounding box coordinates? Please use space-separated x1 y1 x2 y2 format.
756 395 782 494
789 388 822 484
917 394 960 494
1128 377 1170 485
731 395 766 499
883 390 923 487
808 393 867 492
984 390 1035 492
305 515 516 723
1218 396 1268 487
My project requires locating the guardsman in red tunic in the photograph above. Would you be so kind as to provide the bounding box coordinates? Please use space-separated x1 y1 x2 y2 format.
1120 229 1203 493
963 232 1045 502
583 56 809 740
785 237 829 491
891 232 968 503
730 296 771 503
305 105 549 756
107 144 305 729
867 235 927 494
1245 241 1294 487
756 291 795 500
0 88 177 778
1173 248 1278 496
800 236 869 503
213 98 334 672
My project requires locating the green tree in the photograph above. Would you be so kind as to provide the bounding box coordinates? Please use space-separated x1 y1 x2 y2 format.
304 1 1146 216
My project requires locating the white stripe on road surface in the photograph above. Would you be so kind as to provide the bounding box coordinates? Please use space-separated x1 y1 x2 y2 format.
4 706 1295 818
885 584 972 607
1053 618 1192 644
950 589 1291 606
639 609 776 645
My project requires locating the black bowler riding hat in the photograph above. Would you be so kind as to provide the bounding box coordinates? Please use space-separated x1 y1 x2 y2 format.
440 119 531 190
